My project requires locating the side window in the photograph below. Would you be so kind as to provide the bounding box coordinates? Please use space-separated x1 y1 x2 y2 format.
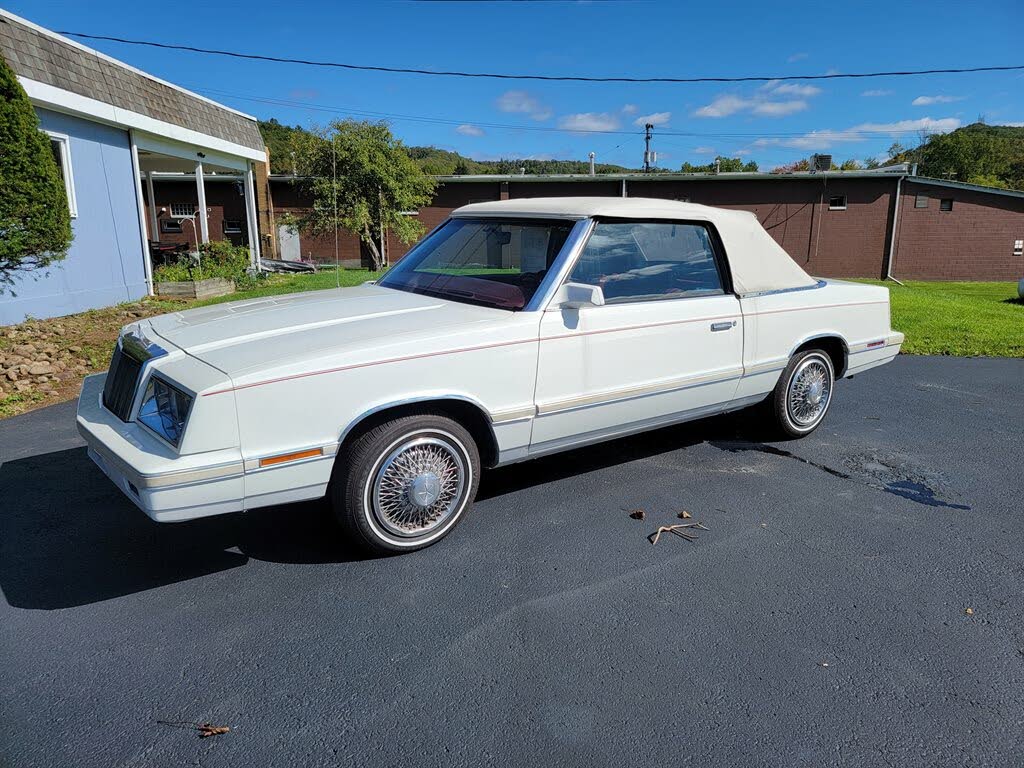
47 132 77 218
567 222 724 303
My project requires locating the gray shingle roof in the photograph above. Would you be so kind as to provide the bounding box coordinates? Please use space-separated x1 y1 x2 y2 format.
0 14 264 152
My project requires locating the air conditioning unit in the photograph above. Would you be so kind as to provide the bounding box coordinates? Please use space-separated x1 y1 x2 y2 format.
811 154 832 172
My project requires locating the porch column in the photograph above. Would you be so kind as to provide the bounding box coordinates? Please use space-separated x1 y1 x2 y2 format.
195 160 209 244
145 171 158 239
243 162 262 269
128 130 155 296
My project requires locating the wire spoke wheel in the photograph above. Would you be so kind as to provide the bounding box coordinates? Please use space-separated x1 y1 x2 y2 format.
370 435 467 538
787 356 832 427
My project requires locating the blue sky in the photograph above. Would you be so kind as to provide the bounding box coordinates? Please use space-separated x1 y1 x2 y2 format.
10 0 1024 169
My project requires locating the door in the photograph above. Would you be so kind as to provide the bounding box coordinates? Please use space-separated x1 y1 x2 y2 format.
531 220 743 451
278 224 301 261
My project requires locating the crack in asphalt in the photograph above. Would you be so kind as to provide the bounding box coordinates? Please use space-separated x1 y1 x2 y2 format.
709 440 971 511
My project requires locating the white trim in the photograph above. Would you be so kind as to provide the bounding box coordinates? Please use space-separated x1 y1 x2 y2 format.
133 132 249 172
21 78 266 162
43 130 77 218
195 161 209 244
129 131 155 296
243 162 262 269
0 9 257 121
828 194 847 211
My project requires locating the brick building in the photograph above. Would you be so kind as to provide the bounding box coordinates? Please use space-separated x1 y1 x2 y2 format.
149 167 1024 282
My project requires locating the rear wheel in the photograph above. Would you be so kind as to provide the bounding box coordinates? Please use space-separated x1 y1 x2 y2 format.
769 349 835 438
330 412 480 554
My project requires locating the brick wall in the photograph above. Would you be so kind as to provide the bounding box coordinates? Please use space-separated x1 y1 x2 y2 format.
893 182 1024 280
265 175 1024 281
268 180 365 267
145 180 250 249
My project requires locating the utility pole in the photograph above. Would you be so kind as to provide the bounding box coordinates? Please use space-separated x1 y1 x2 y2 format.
643 123 654 173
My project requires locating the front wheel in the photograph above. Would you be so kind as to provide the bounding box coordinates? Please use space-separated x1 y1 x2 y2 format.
768 349 835 438
330 412 480 554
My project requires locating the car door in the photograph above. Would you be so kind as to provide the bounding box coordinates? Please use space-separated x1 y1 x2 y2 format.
530 219 743 452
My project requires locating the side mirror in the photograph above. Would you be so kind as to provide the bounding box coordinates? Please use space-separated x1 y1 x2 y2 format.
561 282 605 309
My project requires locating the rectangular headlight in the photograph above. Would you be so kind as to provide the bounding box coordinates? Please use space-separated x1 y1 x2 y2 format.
137 375 193 447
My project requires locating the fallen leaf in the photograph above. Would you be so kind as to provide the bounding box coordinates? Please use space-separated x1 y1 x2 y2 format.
965 607 974 616
628 509 646 521
198 724 230 738
677 510 692 519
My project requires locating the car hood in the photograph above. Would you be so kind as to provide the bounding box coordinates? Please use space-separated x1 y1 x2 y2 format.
144 284 504 378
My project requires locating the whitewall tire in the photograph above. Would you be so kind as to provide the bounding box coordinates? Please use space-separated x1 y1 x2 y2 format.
331 412 480 554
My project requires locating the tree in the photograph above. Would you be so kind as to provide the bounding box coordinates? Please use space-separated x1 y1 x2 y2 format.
0 54 72 293
771 159 811 174
839 159 863 170
680 156 758 173
291 120 436 270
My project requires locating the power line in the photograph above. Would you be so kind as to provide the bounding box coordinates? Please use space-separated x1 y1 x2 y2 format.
192 85 969 141
57 30 1024 84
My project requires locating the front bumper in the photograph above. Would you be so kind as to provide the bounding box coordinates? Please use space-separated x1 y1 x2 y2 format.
76 373 245 522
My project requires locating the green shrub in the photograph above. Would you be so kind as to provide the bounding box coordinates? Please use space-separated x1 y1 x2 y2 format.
153 241 263 289
0 53 73 293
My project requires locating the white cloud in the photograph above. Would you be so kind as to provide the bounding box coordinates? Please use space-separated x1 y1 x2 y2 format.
694 87 814 118
455 124 485 137
557 112 621 132
621 103 638 114
495 90 552 121
634 111 671 127
762 81 822 97
861 89 893 97
693 146 716 155
1002 121 1024 127
912 94 964 106
694 95 749 118
787 52 808 63
751 116 962 150
752 100 809 116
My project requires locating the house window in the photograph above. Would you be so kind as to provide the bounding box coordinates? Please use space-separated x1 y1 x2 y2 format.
161 219 183 233
1014 240 1023 257
828 195 847 211
46 132 77 218
222 219 243 235
169 202 196 218
914 194 928 209
940 198 953 212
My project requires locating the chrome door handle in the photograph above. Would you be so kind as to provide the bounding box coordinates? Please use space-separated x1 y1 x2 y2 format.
710 321 737 332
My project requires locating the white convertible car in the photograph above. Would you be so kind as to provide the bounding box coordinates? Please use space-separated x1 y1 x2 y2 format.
77 198 903 553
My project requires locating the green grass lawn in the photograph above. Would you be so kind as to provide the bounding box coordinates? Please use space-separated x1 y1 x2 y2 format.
854 280 1023 357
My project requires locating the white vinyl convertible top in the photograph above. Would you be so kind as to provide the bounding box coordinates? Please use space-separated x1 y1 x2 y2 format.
452 197 818 295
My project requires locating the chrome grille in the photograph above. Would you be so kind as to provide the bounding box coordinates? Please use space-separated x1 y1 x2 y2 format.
102 344 143 421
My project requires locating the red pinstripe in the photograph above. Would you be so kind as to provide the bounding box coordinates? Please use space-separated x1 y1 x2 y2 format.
203 300 887 396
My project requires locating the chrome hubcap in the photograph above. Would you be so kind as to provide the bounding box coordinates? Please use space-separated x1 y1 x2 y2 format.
409 472 441 508
788 357 832 427
371 436 466 537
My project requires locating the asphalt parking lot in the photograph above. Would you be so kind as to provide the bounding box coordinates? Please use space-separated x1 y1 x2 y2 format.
1 356 1022 767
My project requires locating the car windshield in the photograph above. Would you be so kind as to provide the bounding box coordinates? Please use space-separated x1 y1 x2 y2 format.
377 218 575 310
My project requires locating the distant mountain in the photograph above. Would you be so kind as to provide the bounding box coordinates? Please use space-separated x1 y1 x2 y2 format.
258 119 638 176
890 123 1024 190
